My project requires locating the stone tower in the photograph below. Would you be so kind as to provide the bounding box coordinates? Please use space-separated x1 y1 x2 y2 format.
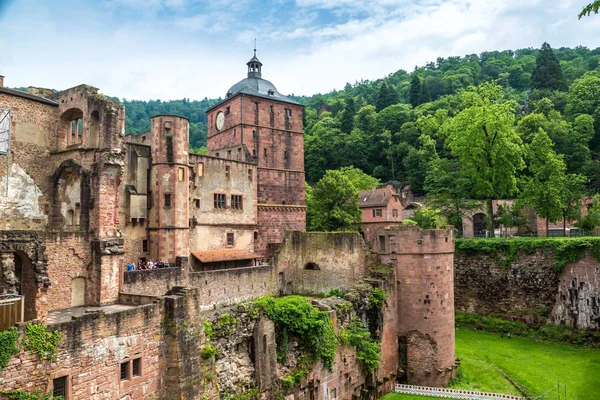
206 51 306 256
377 225 457 386
148 114 190 263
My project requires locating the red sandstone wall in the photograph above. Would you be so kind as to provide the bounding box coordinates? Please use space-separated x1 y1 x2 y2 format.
0 303 166 399
256 206 306 257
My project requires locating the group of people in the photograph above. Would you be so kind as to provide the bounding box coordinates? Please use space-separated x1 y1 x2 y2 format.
126 260 171 271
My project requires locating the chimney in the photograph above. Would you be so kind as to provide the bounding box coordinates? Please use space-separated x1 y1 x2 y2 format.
0 75 4 87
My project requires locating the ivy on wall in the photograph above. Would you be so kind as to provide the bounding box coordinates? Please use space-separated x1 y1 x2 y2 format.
455 237 600 271
23 323 62 361
0 327 19 368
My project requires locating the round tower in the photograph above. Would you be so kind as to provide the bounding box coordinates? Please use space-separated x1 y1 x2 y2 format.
378 225 456 386
147 114 190 263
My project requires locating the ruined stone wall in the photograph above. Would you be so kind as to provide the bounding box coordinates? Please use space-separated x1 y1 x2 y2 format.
256 206 306 257
0 302 166 399
123 267 185 296
454 249 600 329
274 231 369 295
188 265 277 310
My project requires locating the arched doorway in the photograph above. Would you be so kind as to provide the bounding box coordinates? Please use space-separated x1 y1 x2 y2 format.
71 277 86 307
14 251 37 321
473 213 486 238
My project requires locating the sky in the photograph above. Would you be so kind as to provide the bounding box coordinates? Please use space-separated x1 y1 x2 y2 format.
0 0 599 101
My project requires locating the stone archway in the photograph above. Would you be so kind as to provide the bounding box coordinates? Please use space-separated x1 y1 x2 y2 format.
0 231 50 322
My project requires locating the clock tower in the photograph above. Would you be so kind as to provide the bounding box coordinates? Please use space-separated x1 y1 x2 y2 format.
206 51 306 256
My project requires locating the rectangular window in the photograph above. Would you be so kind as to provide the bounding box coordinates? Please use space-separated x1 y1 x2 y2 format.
269 105 274 114
215 152 220 158
120 361 130 381
231 195 243 210
379 236 386 253
197 162 204 177
53 376 67 398
392 209 398 218
178 167 185 182
213 193 226 209
225 166 230 179
226 106 230 115
132 358 142 377
164 194 171 208
195 199 200 208
252 150 256 156
248 169 252 182
227 150 231 159
263 148 267 157
142 240 148 253
373 209 382 218
284 151 288 160
227 233 234 246
252 130 256 138
254 231 258 240
254 102 259 111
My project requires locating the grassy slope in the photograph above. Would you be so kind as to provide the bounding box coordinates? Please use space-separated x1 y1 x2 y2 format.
382 329 600 400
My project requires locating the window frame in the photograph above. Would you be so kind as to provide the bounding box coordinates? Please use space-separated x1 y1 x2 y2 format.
231 195 243 210
227 232 234 247
213 193 226 209
164 194 172 208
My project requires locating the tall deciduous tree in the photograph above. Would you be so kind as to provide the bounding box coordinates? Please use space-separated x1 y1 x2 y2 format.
531 43 566 91
309 170 361 232
442 82 524 235
579 1 600 18
520 129 567 236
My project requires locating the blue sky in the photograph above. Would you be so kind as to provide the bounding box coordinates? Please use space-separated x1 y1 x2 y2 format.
0 0 599 100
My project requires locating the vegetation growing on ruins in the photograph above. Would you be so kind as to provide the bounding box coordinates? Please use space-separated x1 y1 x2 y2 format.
456 312 600 347
0 327 19 368
22 323 62 361
368 287 387 310
338 319 381 372
200 343 218 359
254 296 337 369
0 389 57 400
455 236 600 271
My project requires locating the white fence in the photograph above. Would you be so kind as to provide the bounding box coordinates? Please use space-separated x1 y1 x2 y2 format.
395 384 522 400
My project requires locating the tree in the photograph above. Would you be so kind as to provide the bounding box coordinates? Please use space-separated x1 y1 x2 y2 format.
424 158 480 235
404 206 446 229
576 194 600 232
531 43 566 91
409 74 422 107
340 97 356 134
560 175 586 236
338 166 379 191
442 82 524 235
309 170 361 232
579 1 600 18
494 203 529 236
520 129 566 236
376 82 399 112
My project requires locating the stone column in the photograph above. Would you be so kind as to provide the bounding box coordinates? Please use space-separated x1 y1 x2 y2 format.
0 251 18 294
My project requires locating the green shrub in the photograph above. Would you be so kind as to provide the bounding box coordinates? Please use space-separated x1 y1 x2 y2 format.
254 296 337 369
0 327 19 368
368 287 386 310
23 324 62 361
203 321 215 340
0 389 56 400
325 288 345 298
455 236 600 271
340 319 381 372
200 343 218 359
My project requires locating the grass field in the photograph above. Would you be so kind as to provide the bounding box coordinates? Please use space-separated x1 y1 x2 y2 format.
382 328 600 400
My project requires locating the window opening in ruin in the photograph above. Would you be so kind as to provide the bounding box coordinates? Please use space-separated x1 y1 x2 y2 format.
231 195 243 210
373 209 382 218
120 361 130 380
269 106 273 114
195 199 200 208
263 334 267 349
178 167 185 182
142 240 148 253
74 203 80 226
304 262 320 271
225 166 230 179
263 148 267 157
237 148 242 160
252 130 256 138
214 193 226 209
330 388 337 400
254 231 258 240
284 151 288 160
198 162 204 176
132 358 142 377
379 236 385 253
164 194 171 208
392 209 398 218
227 233 234 246
165 129 174 163
67 210 74 226
252 150 256 156
248 169 252 181
226 106 231 115
227 150 232 159
53 376 67 399
254 102 259 111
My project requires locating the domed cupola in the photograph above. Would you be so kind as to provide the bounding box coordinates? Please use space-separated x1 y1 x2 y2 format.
247 49 262 78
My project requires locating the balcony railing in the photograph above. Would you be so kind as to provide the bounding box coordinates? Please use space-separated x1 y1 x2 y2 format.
0 294 24 331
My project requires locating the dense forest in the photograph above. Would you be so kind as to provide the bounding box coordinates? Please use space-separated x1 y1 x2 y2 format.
118 43 600 233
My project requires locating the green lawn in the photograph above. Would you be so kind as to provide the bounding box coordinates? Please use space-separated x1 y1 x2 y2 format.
382 328 600 400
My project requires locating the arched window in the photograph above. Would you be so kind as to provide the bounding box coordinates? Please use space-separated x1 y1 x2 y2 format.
304 262 320 271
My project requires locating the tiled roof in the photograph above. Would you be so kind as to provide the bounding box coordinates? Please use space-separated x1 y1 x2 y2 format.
359 187 398 208
191 250 257 263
